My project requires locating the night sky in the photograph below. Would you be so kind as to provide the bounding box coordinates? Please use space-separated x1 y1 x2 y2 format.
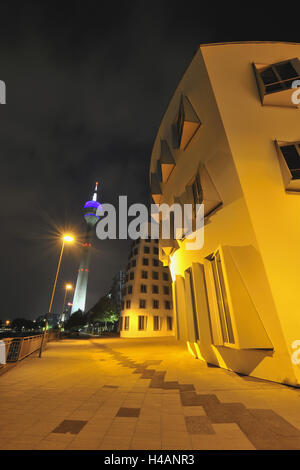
0 1 297 320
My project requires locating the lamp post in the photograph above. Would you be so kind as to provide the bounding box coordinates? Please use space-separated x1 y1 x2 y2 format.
61 284 73 321
39 234 74 358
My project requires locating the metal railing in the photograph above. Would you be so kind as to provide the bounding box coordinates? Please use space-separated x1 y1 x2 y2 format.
2 332 59 363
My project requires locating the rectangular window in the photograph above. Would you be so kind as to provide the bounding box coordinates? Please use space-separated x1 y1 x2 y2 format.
152 285 159 294
163 286 169 295
130 272 134 280
144 246 150 254
127 285 133 294
153 259 159 267
138 315 147 330
141 270 148 279
163 272 168 281
121 301 124 310
152 271 159 280
131 259 136 267
167 316 173 330
126 300 131 309
165 301 171 310
119 316 123 331
124 316 130 330
139 299 146 309
153 300 159 309
153 316 160 331
153 247 159 255
279 143 300 180
143 258 149 266
133 248 138 255
140 284 147 293
209 251 234 344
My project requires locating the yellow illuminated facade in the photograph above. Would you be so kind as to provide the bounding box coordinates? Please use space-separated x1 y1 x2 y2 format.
149 42 300 386
119 238 174 338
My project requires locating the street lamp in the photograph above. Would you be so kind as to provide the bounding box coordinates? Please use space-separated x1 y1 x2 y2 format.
39 234 75 358
60 283 73 322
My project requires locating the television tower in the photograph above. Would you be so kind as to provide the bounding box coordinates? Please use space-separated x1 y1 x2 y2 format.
71 182 101 314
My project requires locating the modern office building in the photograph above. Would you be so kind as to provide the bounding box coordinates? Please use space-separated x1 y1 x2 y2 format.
109 270 126 315
119 238 174 337
149 41 300 386
71 183 101 314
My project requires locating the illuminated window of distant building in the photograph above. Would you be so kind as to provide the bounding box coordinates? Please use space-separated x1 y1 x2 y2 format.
153 271 159 280
126 300 131 309
153 259 159 267
124 316 129 330
140 284 147 293
121 301 124 310
127 285 133 294
143 258 149 266
165 301 171 310
132 259 136 267
152 285 159 294
153 300 159 309
163 286 170 295
167 316 173 330
138 315 147 330
130 272 134 280
140 299 146 309
144 246 150 254
119 316 123 331
153 247 159 255
163 272 168 281
141 270 148 279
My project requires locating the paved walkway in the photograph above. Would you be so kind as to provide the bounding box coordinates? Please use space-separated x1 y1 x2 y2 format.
1 337 300 450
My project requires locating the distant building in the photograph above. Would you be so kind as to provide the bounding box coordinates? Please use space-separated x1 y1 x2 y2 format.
109 270 125 315
149 41 300 386
119 238 174 337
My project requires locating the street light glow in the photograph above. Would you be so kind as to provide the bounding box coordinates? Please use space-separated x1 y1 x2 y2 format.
63 234 74 243
66 284 73 290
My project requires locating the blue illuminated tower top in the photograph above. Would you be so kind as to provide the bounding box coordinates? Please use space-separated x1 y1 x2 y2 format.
83 182 102 227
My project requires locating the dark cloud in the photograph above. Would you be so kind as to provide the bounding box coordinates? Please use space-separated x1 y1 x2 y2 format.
0 1 295 319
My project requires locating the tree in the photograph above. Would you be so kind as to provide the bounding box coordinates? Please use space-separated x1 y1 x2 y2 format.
11 318 35 331
88 296 118 330
64 310 87 331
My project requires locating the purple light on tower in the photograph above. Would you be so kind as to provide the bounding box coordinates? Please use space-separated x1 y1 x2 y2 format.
71 182 101 314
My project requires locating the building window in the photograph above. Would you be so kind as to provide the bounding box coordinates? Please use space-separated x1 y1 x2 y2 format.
127 263 131 270
125 274 128 283
153 300 159 309
119 317 123 331
152 271 159 280
138 315 147 330
153 247 159 255
142 258 149 266
127 285 133 294
139 299 146 309
144 246 150 254
133 248 138 255
192 173 203 216
141 270 148 279
163 286 170 295
124 316 130 330
153 259 159 267
153 316 160 331
209 250 234 344
130 272 134 280
140 284 147 293
258 59 300 95
152 285 159 294
145 238 151 243
122 287 126 296
165 301 171 310
253 58 300 106
167 316 173 330
163 272 169 281
279 143 300 180
126 300 131 309
132 259 136 267
121 301 124 310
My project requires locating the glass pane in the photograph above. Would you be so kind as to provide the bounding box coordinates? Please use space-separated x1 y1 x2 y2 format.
275 62 299 80
215 253 234 344
261 67 278 85
280 145 300 171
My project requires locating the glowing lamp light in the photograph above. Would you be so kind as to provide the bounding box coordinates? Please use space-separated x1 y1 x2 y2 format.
66 284 73 290
63 234 74 243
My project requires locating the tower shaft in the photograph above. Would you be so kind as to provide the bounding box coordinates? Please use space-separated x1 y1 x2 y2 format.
71 229 93 314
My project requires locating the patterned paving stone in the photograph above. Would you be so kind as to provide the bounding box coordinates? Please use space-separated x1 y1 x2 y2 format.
52 419 87 434
116 407 140 418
